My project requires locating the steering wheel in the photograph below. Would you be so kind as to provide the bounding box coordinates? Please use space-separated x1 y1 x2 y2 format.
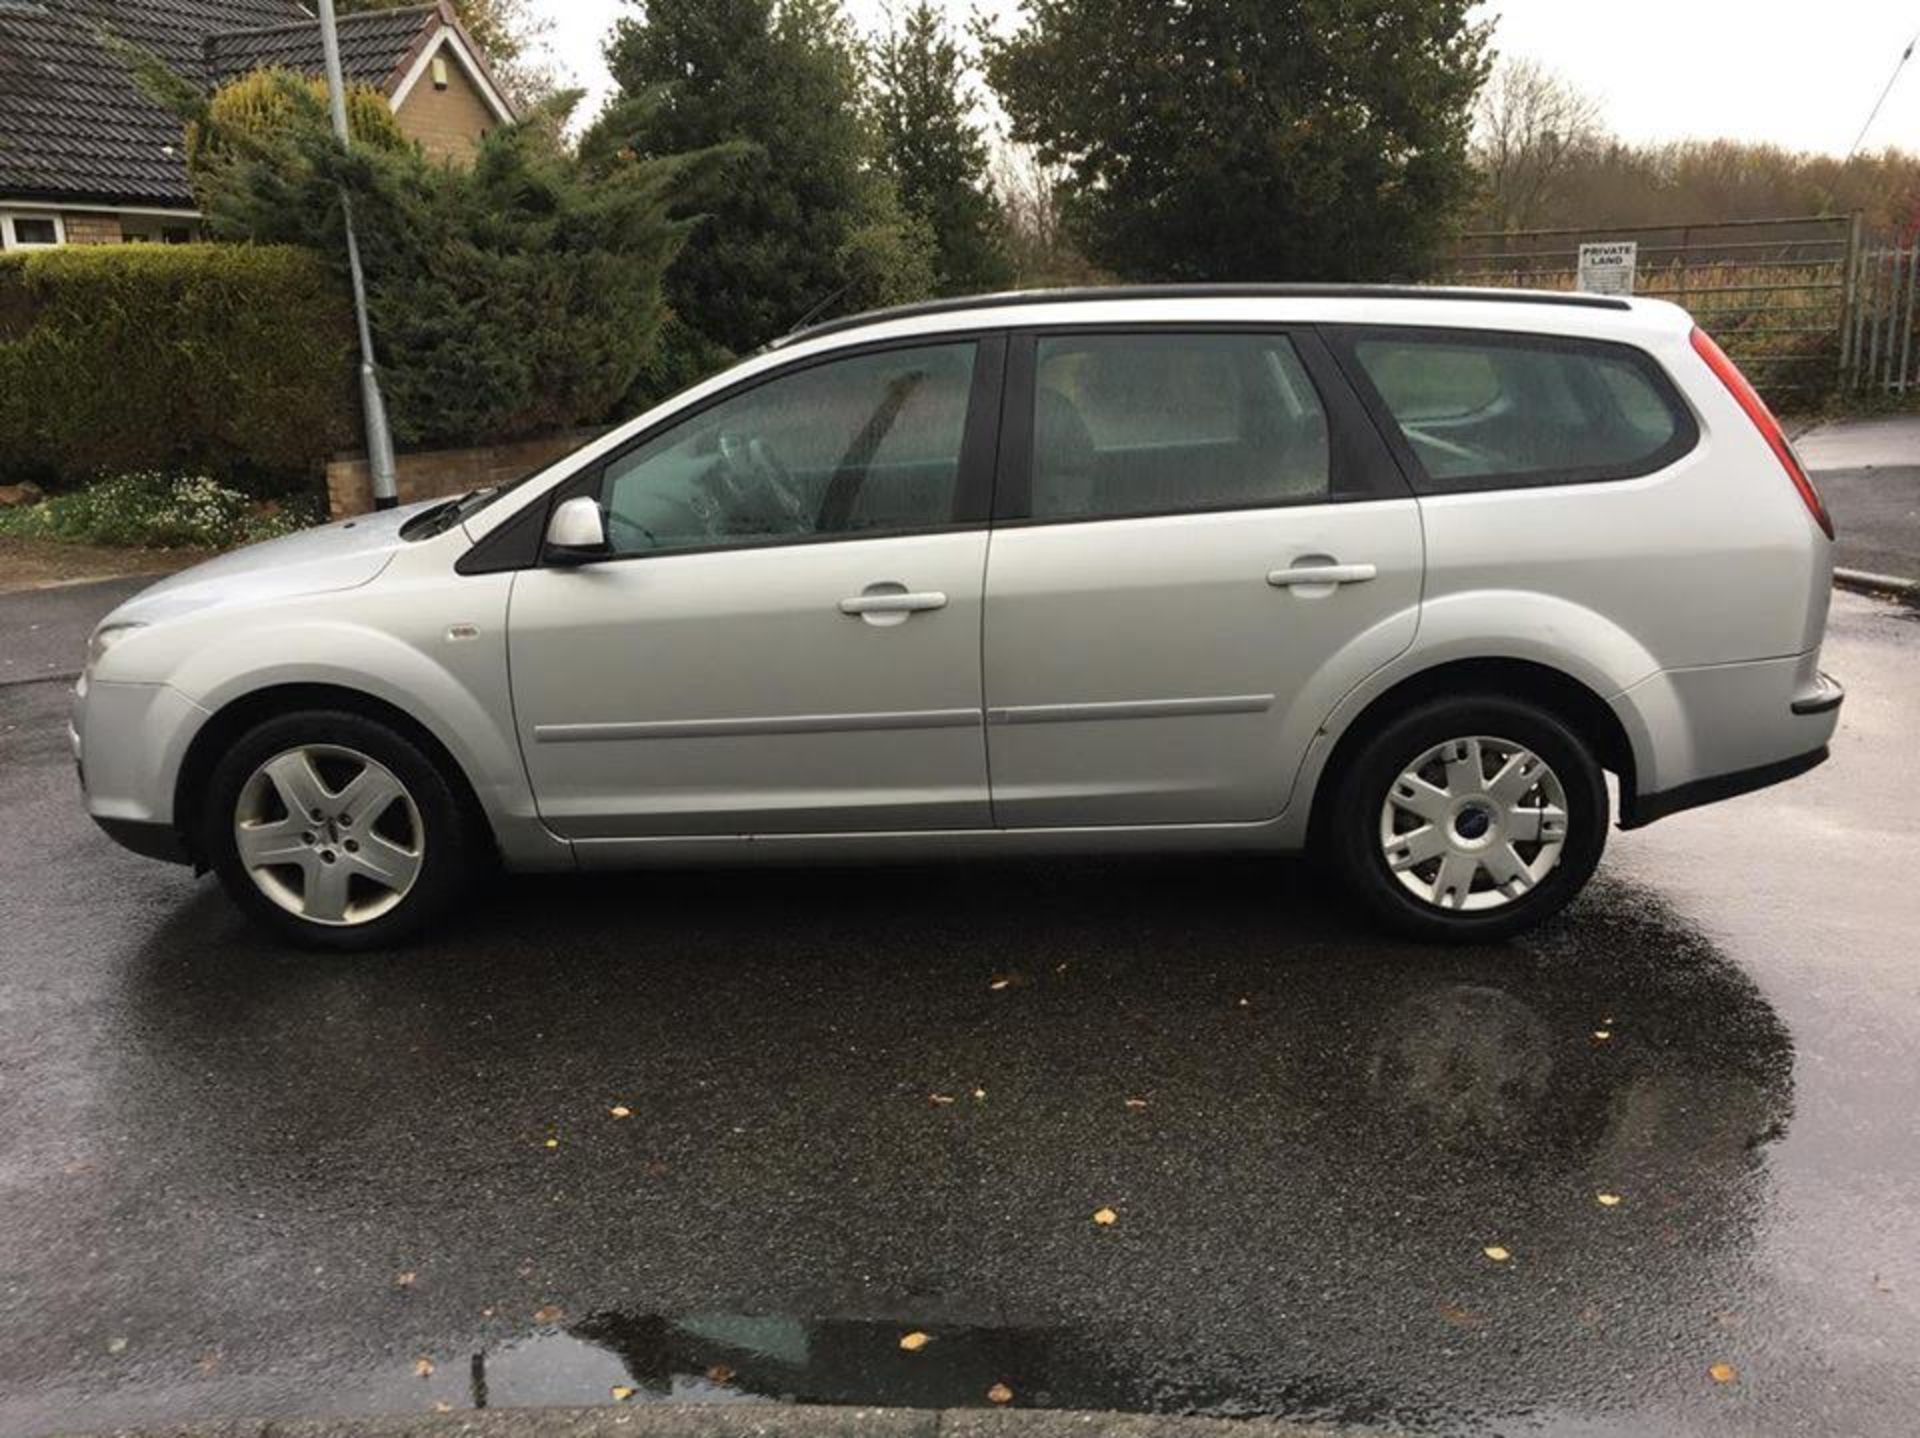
716 432 811 533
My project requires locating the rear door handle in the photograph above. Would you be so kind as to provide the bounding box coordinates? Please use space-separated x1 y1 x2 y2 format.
839 590 948 616
1267 563 1379 589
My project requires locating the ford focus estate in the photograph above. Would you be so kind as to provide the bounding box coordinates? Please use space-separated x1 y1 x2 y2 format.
73 286 1843 950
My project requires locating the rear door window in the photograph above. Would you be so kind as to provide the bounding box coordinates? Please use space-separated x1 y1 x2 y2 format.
1025 333 1333 521
1340 329 1696 491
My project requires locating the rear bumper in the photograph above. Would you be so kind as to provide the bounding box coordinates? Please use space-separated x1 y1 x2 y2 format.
1615 660 1842 829
1621 744 1830 829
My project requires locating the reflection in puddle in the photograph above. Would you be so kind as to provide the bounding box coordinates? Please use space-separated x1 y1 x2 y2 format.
430 1312 1128 1414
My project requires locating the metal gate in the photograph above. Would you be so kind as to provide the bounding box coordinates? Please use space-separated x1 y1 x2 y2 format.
1443 215 1860 409
1845 240 1920 396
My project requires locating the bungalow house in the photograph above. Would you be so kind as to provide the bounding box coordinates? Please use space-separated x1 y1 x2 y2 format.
0 0 516 251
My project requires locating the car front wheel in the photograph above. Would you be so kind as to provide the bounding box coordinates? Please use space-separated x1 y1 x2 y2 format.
1329 696 1609 943
202 710 478 951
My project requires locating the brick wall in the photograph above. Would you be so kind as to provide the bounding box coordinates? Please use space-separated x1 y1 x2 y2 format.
63 213 123 245
326 429 605 519
394 43 501 164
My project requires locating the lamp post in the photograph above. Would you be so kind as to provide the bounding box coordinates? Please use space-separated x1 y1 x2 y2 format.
315 0 399 510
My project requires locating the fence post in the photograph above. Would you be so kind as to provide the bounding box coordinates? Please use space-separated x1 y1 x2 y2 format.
1840 211 1864 392
1868 246 1889 394
1896 245 1912 393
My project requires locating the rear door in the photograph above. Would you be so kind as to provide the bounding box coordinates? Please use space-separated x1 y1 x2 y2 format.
981 327 1423 828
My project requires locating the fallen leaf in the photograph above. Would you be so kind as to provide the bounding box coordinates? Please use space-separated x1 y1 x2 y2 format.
609 1106 632 1119
434 1401 453 1413
414 1357 435 1379
197 1351 222 1375
1597 1193 1623 1207
1483 1245 1511 1262
987 1382 1014 1405
1237 996 1252 1008
544 1138 560 1149
1592 1030 1612 1042
972 1087 987 1101
899 1330 932 1352
1124 1097 1149 1110
989 976 1013 991
611 1385 635 1401
533 1304 564 1325
707 1362 735 1384
396 1270 417 1288
1093 1207 1118 1226
106 1337 129 1356
1709 1362 1738 1384
1437 1301 1482 1328
929 1093 956 1106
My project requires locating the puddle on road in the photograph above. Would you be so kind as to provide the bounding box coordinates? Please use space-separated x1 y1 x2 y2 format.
410 1311 1167 1414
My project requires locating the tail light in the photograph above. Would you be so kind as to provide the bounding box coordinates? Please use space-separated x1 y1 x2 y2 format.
1690 326 1834 540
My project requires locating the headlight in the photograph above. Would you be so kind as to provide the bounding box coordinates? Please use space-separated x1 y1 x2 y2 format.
85 622 146 672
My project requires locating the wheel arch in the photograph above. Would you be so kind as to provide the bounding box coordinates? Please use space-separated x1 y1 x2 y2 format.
1306 657 1638 848
172 683 497 867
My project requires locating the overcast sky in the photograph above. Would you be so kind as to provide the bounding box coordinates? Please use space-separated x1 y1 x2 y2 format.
538 0 1920 158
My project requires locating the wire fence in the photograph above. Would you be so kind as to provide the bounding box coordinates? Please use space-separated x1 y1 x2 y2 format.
1440 215 1908 410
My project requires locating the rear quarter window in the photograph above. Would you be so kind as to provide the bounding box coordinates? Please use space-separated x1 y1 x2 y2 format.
1338 328 1697 492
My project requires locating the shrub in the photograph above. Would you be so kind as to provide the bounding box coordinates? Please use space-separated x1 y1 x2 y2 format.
188 77 725 449
0 472 323 549
0 245 357 493
188 68 407 181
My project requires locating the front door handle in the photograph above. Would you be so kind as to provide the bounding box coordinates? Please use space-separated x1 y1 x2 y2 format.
839 589 948 617
1267 562 1379 590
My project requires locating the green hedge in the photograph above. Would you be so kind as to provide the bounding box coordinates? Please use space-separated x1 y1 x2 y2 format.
0 244 357 493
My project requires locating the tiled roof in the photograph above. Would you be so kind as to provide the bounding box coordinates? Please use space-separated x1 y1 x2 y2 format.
205 4 440 91
0 0 454 210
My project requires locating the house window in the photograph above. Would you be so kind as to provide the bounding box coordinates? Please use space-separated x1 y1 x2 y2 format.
1 213 64 248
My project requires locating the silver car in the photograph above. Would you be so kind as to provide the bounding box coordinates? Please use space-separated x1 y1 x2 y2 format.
73 286 1843 949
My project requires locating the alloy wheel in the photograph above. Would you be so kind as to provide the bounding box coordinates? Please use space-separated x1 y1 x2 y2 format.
232 745 425 927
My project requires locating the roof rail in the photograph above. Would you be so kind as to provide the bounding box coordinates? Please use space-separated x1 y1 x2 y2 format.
778 283 1634 346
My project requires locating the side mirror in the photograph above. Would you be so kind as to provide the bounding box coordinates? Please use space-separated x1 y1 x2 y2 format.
544 496 609 566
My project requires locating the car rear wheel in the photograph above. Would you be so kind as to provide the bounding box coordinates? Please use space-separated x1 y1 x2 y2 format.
202 711 478 951
1329 696 1608 943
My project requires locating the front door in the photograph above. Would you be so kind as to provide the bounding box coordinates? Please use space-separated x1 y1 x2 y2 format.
982 328 1424 828
509 338 1002 839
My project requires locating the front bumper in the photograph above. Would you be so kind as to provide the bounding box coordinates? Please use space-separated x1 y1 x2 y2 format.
73 677 210 858
92 815 194 865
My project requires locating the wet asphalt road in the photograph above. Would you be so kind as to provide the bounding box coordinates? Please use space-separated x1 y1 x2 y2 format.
2 584 1918 1437
1800 416 1920 583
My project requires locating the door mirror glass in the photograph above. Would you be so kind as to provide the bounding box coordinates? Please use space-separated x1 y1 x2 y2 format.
544 496 609 563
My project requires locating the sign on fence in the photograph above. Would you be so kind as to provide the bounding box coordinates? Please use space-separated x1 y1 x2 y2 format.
1577 241 1638 296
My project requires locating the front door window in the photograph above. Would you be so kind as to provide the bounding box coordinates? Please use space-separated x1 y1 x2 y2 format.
598 342 980 556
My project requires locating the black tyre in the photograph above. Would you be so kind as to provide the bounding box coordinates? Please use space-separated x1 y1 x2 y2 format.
201 710 479 951
1328 695 1608 943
